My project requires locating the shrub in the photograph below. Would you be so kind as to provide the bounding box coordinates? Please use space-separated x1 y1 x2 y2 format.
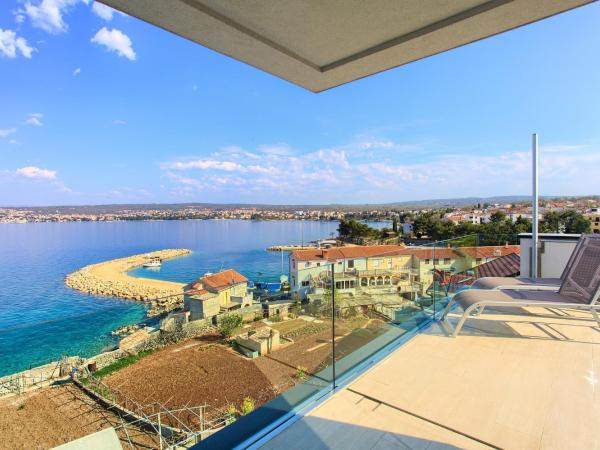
92 349 155 378
240 397 255 416
269 315 283 322
218 313 243 338
226 404 237 424
295 366 308 380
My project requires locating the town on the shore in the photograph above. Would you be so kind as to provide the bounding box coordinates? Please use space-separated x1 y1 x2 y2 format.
1 196 600 236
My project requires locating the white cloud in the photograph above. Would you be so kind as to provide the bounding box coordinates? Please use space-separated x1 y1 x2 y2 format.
192 84 198 91
26 113 44 127
0 128 17 138
91 2 121 20
91 27 135 60
112 119 127 125
16 166 57 180
0 29 35 59
160 140 600 203
9 139 19 145
165 160 244 171
72 67 81 76
258 143 294 156
21 0 83 34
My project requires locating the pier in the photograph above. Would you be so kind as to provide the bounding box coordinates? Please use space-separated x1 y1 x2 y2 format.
65 249 191 316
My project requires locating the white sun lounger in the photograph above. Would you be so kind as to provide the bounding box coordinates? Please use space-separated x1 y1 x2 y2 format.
442 234 600 337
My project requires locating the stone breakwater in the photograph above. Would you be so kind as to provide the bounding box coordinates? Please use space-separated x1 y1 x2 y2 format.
65 249 191 317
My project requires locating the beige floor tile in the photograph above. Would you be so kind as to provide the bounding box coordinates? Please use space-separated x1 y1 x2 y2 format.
262 310 600 450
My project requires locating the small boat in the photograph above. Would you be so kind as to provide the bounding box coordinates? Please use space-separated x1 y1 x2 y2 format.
143 258 162 268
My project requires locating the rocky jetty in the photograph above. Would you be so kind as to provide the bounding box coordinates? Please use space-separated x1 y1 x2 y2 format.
65 249 191 317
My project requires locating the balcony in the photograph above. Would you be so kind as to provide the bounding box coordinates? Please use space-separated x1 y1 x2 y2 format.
258 305 599 449
186 232 599 449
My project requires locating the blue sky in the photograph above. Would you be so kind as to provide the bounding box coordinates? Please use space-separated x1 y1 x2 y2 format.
1 1 599 206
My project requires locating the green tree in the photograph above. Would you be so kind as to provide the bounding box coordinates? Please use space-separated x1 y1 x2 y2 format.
489 211 507 223
337 219 374 239
541 210 590 234
514 215 532 234
541 211 562 233
218 313 243 338
561 210 591 234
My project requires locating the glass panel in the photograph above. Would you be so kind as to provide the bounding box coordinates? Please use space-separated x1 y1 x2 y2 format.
2 220 523 449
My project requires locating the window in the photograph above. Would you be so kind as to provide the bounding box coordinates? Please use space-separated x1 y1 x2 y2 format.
372 258 381 268
301 280 310 287
317 262 321 267
444 258 451 264
476 258 482 264
425 259 430 265
305 261 311 268
348 259 354 268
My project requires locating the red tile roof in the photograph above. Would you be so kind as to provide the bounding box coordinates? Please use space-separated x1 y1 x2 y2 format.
400 247 458 260
475 253 521 278
291 245 406 261
292 244 520 263
458 245 520 259
189 269 247 292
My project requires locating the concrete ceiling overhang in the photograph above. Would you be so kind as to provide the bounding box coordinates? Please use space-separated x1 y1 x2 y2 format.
101 0 595 92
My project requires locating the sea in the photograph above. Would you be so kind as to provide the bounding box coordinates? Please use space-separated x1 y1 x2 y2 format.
0 219 390 377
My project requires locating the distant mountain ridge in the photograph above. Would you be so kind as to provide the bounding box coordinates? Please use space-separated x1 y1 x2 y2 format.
4 195 598 213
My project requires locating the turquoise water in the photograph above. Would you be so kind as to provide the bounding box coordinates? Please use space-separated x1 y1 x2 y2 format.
0 220 340 377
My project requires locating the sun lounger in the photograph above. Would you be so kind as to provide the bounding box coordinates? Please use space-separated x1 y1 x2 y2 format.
442 234 600 337
471 234 588 290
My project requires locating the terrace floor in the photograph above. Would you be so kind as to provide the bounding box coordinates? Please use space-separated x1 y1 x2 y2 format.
259 306 600 449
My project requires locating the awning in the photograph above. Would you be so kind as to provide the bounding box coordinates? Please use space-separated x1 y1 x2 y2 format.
101 0 593 92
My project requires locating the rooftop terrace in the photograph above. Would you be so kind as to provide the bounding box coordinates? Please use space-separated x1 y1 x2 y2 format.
259 305 599 449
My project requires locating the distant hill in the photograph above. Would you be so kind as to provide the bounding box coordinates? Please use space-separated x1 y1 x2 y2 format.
4 195 598 214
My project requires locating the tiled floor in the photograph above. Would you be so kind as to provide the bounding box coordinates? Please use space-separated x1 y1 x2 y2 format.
260 306 600 449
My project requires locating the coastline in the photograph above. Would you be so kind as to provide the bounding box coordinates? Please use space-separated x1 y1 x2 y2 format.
65 249 190 317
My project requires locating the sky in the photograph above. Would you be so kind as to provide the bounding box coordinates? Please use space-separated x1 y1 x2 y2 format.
1 1 599 207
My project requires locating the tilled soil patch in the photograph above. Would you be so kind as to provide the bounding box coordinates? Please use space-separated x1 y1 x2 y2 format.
104 340 276 415
0 384 158 450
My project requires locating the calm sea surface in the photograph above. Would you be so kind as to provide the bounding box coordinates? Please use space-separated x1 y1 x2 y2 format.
0 220 349 376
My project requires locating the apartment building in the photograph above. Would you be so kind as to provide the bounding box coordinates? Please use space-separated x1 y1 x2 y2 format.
585 209 600 234
290 244 520 300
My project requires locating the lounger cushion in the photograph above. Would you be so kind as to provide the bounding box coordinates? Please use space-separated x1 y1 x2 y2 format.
453 288 588 311
471 277 561 290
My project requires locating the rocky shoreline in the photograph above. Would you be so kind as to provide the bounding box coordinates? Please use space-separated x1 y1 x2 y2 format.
65 248 191 317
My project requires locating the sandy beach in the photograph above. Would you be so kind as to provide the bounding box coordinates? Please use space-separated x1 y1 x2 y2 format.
65 249 190 316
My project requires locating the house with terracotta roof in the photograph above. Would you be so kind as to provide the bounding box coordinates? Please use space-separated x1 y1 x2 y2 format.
290 244 522 301
183 269 253 322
